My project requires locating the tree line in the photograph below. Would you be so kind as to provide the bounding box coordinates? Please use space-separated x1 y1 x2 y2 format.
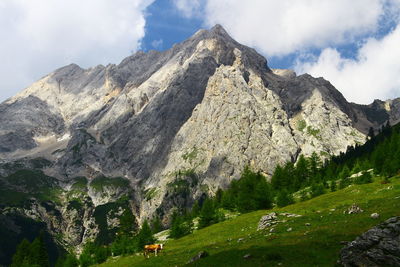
169 122 400 237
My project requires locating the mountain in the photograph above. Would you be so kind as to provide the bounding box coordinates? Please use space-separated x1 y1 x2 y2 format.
0 25 399 259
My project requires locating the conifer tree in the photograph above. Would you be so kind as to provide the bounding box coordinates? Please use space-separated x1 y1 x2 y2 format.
276 190 294 207
330 180 337 192
254 175 273 210
295 155 309 187
214 188 224 208
150 216 163 234
169 210 192 238
191 200 201 217
119 209 136 235
310 183 325 198
29 231 50 267
309 152 321 180
11 239 31 267
137 220 155 248
271 164 284 190
198 198 217 228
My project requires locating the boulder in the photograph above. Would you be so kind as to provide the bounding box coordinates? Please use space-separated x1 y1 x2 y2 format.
339 216 400 266
187 251 209 264
370 213 379 219
347 204 364 214
257 212 278 230
243 254 252 259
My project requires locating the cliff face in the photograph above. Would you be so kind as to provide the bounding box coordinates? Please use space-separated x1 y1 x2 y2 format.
0 25 399 254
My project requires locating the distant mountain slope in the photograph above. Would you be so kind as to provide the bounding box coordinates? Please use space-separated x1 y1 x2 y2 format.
0 25 400 256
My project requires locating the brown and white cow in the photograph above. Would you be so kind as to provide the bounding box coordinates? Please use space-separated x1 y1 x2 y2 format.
144 244 164 258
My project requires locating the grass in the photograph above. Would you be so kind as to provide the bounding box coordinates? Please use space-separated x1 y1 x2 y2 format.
0 170 61 206
90 176 130 192
306 126 321 140
297 120 307 132
98 176 400 267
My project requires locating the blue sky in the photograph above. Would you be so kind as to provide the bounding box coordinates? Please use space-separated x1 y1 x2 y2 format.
1 0 400 104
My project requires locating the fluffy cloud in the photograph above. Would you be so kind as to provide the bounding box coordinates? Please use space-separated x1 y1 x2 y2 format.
202 0 384 56
295 25 400 104
173 0 400 103
0 0 154 102
173 0 203 18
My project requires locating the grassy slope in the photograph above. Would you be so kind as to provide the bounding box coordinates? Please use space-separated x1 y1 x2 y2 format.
99 177 400 267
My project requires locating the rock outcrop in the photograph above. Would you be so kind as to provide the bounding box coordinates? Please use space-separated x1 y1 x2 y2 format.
339 216 400 267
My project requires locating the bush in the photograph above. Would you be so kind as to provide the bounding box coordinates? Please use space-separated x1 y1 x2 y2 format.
310 183 325 198
355 171 372 184
198 199 217 229
169 211 193 238
276 190 294 207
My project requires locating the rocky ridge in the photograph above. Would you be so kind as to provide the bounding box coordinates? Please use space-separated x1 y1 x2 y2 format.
0 25 400 254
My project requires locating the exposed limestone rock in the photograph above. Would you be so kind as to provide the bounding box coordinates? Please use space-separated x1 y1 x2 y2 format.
258 212 278 231
187 251 208 264
370 213 380 219
347 204 364 214
339 216 400 267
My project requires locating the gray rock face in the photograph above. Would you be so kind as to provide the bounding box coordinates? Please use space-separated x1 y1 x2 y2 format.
339 216 400 267
0 95 65 153
0 25 400 252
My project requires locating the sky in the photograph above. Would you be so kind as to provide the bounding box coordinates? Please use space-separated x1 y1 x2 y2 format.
1 0 400 104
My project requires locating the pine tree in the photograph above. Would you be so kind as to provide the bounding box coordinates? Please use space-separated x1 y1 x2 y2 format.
283 162 296 191
276 190 294 207
351 161 362 174
330 180 337 192
310 183 324 198
339 165 350 180
191 200 201 217
271 164 284 190
254 175 273 210
295 155 310 187
119 209 136 235
309 152 321 180
137 220 155 248
150 216 163 234
214 188 224 208
11 239 31 267
236 167 258 212
169 210 192 238
221 189 235 210
198 198 216 228
29 231 50 267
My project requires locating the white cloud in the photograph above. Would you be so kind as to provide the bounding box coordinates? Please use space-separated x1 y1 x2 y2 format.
201 0 385 56
173 0 202 18
173 0 400 103
295 25 400 104
0 0 154 102
151 39 163 49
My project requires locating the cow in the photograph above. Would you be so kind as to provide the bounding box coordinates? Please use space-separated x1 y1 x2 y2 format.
144 243 164 258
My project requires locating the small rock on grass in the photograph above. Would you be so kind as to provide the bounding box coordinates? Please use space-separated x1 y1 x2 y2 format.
243 254 252 259
187 251 208 264
371 213 380 219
